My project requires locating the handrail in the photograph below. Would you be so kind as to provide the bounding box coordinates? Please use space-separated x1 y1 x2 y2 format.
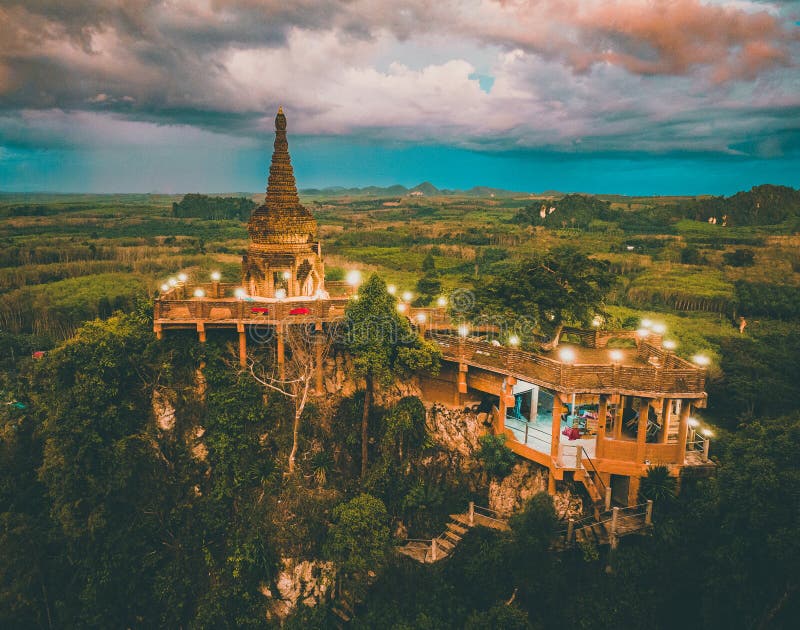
579 446 607 496
429 333 706 395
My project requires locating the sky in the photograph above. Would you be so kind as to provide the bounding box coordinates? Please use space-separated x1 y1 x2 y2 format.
1 0 799 195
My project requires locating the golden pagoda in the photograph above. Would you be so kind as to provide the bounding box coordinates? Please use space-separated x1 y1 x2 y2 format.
242 108 325 298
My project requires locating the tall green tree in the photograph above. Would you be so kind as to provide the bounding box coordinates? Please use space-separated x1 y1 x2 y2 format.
344 274 440 478
324 493 390 599
474 247 616 348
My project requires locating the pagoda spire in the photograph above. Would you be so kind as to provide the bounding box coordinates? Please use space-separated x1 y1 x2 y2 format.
265 108 299 209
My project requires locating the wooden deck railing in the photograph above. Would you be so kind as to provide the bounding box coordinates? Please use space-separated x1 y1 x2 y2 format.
155 295 349 322
430 334 706 395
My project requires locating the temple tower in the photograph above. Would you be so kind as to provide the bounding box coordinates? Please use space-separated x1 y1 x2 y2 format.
242 108 325 298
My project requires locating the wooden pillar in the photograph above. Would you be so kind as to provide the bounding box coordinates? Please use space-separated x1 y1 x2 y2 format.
154 323 163 340
547 471 556 494
676 400 691 464
596 395 608 459
314 325 324 394
530 386 539 422
636 399 649 464
238 324 247 368
550 395 563 460
660 398 672 444
276 324 285 380
197 322 206 343
627 476 641 506
614 396 624 439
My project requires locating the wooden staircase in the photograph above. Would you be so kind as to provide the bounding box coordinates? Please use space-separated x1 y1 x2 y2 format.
556 501 653 549
397 504 509 564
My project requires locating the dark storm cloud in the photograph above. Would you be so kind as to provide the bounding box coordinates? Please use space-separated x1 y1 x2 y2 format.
0 0 798 157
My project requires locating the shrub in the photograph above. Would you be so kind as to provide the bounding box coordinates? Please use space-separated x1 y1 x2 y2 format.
476 434 516 477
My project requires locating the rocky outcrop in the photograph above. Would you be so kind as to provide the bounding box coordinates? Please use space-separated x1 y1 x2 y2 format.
426 403 486 460
152 388 176 431
261 558 336 622
488 460 583 520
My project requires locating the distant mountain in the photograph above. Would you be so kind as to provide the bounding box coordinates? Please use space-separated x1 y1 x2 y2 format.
409 181 440 196
299 182 531 198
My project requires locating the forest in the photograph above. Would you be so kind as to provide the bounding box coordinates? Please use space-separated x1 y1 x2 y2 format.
0 188 798 628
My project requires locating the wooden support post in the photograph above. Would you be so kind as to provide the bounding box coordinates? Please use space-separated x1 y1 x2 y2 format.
636 399 649 464
277 325 285 380
605 486 612 512
676 400 691 464
628 476 641 506
702 436 710 462
614 397 624 439
575 445 583 470
154 324 163 340
530 386 539 422
550 396 563 461
596 395 608 458
610 507 620 549
547 472 556 495
431 539 438 562
567 518 575 544
238 329 247 368
660 398 672 444
645 500 654 526
315 329 324 394
468 501 475 526
197 322 206 343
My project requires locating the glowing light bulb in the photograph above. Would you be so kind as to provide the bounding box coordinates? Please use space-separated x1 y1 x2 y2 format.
591 316 603 328
701 428 713 438
402 291 413 302
210 271 221 282
234 288 247 299
387 284 397 295
641 318 653 329
415 312 427 323
346 269 362 286
663 340 677 350
397 302 407 313
275 288 287 300
177 273 188 283
457 323 469 337
193 288 205 298
436 296 447 307
559 347 576 363
688 417 699 428
509 335 520 347
609 349 623 363
692 354 710 366
168 277 178 287
652 323 666 334
282 271 291 280
160 283 170 292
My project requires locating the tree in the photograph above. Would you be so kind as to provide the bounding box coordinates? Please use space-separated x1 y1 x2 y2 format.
323 494 390 598
473 247 616 348
476 434 516 478
344 274 440 478
421 251 437 275
248 323 333 474
638 465 677 506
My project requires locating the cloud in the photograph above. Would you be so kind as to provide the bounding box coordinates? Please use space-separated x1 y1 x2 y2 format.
0 0 798 158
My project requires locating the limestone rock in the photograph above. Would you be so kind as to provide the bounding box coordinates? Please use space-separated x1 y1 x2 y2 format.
152 388 176 431
488 460 548 518
262 558 336 622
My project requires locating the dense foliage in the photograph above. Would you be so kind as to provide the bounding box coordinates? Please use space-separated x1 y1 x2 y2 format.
172 194 256 220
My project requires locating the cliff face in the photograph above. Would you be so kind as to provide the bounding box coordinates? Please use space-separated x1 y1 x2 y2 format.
261 558 336 622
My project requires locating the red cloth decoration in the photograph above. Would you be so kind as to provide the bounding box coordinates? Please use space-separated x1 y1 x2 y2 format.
290 307 311 315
